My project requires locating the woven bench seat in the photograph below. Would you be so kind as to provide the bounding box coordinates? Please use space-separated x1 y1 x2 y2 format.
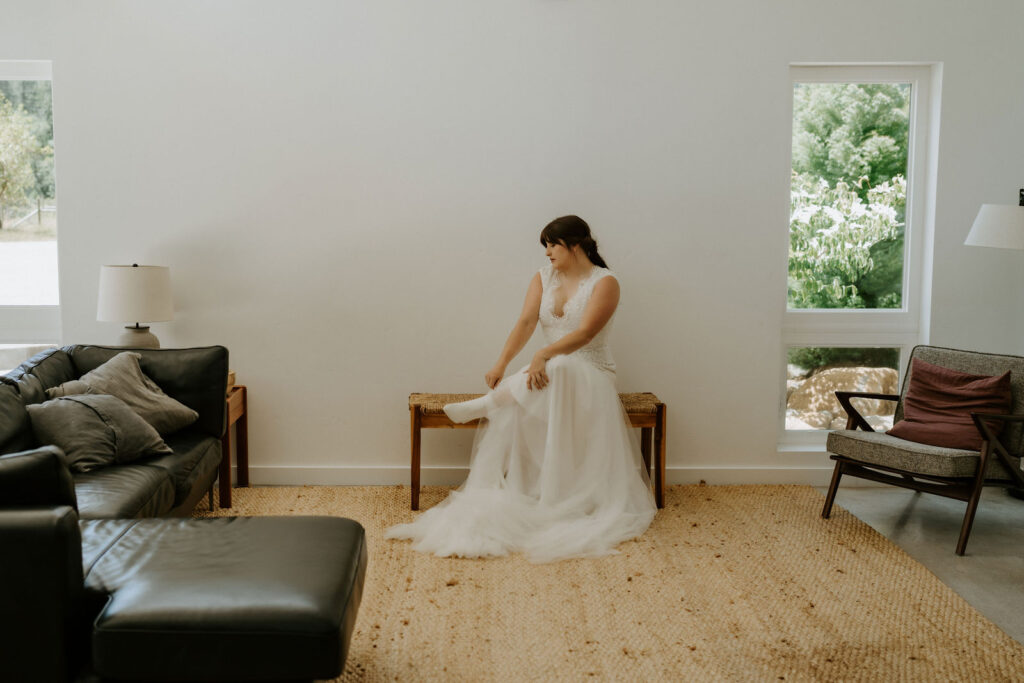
408 392 666 510
409 392 662 416
410 393 486 415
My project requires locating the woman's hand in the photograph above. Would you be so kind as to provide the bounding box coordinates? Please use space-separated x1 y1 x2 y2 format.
524 354 549 391
485 364 506 390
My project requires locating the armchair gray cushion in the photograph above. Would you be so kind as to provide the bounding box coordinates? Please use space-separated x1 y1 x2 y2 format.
827 429 1014 479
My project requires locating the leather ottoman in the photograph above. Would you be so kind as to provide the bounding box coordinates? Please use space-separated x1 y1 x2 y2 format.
84 516 367 682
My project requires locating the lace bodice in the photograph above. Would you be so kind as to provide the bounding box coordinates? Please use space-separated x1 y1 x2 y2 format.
538 264 616 373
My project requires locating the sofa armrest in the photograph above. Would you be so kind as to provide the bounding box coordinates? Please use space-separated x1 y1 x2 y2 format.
0 505 84 683
68 345 229 438
0 446 78 510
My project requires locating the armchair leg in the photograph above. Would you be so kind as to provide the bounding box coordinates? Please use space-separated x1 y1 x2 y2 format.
956 442 991 556
822 461 843 519
956 492 983 556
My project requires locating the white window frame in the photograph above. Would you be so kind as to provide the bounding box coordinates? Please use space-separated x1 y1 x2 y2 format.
780 64 938 449
0 60 60 344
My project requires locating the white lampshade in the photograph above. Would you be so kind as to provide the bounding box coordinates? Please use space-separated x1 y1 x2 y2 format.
964 204 1024 250
97 265 174 323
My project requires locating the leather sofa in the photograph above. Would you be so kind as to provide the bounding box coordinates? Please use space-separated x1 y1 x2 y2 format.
1 345 229 518
0 346 368 682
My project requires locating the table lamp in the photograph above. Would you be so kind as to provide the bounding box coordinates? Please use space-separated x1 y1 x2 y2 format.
964 189 1024 499
97 264 173 348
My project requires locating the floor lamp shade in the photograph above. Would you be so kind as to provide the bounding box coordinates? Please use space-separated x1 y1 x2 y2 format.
97 265 173 348
964 205 1024 250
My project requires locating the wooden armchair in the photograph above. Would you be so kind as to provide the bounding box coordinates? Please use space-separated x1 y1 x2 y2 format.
821 345 1024 555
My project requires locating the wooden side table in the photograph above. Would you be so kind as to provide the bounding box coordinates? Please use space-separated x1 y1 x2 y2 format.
219 385 249 508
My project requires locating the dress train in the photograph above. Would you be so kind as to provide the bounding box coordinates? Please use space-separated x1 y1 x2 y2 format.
386 354 656 563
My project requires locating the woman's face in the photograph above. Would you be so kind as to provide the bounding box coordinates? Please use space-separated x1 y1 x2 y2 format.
545 241 574 270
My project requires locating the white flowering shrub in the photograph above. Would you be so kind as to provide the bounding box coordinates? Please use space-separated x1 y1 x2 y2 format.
788 82 910 316
788 173 906 310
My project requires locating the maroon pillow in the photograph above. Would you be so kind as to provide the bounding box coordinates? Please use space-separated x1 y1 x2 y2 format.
886 358 1012 451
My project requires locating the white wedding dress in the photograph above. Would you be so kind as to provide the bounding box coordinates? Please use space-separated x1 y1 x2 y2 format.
386 264 656 563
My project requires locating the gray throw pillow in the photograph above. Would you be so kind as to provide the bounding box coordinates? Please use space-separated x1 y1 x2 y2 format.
44 379 94 398
26 394 173 473
45 352 198 435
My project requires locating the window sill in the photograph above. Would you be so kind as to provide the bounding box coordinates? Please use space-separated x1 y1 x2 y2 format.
776 442 831 455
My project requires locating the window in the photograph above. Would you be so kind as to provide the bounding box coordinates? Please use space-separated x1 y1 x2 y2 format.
0 60 60 343
781 65 937 446
0 343 56 375
785 346 900 431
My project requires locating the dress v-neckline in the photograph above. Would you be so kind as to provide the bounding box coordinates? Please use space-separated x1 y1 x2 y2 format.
551 266 597 319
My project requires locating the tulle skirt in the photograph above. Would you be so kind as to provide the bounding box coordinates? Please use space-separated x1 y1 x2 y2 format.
386 354 657 563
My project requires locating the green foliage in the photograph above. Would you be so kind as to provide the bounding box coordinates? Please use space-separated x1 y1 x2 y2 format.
0 81 55 218
857 236 903 306
792 83 909 199
788 82 911 310
788 346 900 374
788 174 905 309
0 93 44 228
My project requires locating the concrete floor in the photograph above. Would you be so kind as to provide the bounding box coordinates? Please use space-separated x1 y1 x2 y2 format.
818 485 1024 644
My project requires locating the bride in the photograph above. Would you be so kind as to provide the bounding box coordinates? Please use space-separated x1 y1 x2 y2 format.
386 215 656 563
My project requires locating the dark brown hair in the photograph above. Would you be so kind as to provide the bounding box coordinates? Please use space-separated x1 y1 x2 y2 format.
539 215 608 269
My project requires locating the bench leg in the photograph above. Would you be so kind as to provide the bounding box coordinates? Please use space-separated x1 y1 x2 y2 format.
236 391 249 487
411 406 421 510
654 404 666 508
640 427 652 478
219 425 233 509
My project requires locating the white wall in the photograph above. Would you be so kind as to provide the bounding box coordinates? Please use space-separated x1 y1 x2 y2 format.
3 0 1023 485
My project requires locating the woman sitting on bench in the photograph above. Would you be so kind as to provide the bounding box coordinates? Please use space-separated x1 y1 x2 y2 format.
386 215 656 562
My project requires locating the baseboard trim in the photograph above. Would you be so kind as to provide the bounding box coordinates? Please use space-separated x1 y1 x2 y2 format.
240 465 864 487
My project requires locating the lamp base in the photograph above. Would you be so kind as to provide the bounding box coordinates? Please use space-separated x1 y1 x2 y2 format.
115 325 160 349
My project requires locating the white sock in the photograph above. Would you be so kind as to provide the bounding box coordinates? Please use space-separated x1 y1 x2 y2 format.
489 382 515 408
443 394 495 423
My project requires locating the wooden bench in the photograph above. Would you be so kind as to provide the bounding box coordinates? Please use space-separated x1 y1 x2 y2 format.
408 392 666 511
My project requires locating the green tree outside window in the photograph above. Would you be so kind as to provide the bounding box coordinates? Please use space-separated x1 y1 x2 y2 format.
0 81 55 231
789 82 910 311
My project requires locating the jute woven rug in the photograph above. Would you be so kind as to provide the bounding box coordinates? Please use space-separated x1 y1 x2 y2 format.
194 485 1024 681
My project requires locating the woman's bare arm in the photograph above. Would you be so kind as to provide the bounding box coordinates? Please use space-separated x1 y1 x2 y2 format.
486 272 542 388
525 276 619 390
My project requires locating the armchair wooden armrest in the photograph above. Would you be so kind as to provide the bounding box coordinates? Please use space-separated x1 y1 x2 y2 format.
834 391 900 432
970 412 1024 447
970 412 1024 488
